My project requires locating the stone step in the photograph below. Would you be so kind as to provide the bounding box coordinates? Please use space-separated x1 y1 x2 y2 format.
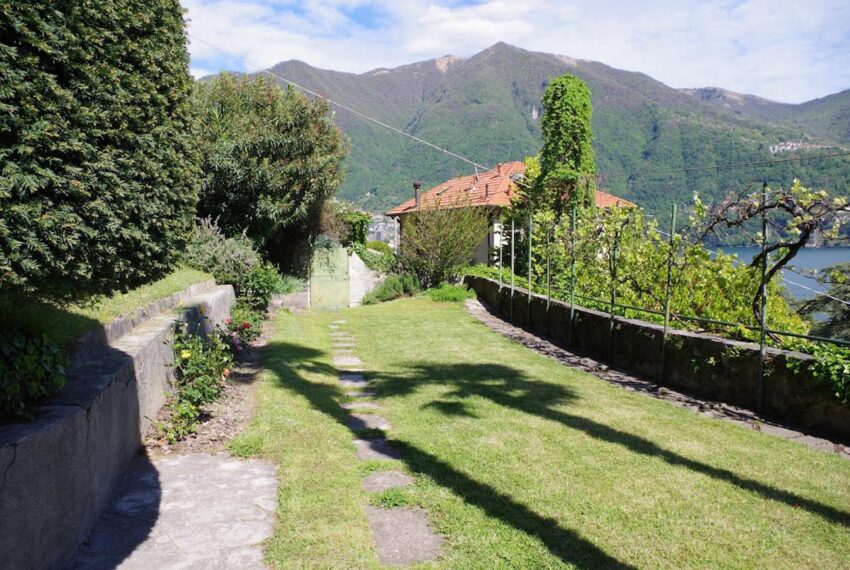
354 439 401 461
365 507 443 566
347 414 391 431
362 471 413 492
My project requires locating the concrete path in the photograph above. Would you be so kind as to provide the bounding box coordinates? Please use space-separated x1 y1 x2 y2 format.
328 320 442 566
67 454 277 569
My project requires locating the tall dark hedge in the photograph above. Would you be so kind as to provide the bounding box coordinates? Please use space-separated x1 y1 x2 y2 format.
0 1 199 297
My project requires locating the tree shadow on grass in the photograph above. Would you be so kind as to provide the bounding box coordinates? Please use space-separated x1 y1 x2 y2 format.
266 341 634 569
371 362 850 529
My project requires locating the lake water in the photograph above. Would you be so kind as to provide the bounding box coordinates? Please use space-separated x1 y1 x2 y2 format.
715 246 850 300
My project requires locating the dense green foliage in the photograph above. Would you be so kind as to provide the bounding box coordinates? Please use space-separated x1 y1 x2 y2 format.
266 43 850 233
350 242 396 274
492 204 809 341
399 200 491 286
0 1 199 297
160 324 233 443
799 263 850 340
785 340 850 403
361 273 419 305
427 282 475 302
538 75 596 210
193 74 347 270
320 200 371 245
226 301 264 346
0 333 66 420
182 218 282 310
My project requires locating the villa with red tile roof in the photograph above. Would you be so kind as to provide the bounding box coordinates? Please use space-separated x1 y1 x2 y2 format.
387 161 635 264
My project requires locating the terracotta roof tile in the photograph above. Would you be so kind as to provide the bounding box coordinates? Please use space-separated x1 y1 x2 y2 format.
386 162 635 215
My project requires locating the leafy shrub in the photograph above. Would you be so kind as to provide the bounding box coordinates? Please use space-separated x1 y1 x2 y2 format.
194 74 347 270
0 1 199 298
785 340 850 403
362 274 420 305
241 263 283 311
224 302 264 347
279 275 306 294
0 333 66 421
320 200 371 246
366 241 394 256
182 218 282 310
428 283 475 303
160 323 233 443
399 198 491 287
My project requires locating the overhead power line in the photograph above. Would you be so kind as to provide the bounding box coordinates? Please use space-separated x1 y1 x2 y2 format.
188 34 491 172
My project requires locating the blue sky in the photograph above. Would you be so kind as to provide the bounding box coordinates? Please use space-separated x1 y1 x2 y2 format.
182 0 850 103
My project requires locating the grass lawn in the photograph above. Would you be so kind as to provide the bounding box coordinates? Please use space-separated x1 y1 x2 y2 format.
234 296 850 568
0 268 212 348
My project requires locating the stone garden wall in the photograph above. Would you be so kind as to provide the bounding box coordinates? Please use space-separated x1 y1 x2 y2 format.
0 283 235 570
465 276 850 442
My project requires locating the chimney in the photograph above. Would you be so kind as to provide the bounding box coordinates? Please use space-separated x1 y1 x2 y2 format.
413 180 422 209
497 163 503 175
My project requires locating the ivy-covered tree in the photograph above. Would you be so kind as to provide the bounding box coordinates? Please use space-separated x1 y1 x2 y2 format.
537 74 597 212
193 74 348 271
0 1 199 298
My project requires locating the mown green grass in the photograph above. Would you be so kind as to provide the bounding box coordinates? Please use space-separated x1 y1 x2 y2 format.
240 297 850 569
0 268 212 348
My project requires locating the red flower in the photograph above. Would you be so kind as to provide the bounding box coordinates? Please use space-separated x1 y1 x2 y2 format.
241 321 252 330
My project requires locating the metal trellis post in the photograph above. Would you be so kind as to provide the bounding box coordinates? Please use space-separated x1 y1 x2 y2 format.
757 183 768 412
660 204 677 382
568 204 577 345
608 226 621 360
526 214 534 304
546 226 552 311
510 218 516 322
498 217 503 290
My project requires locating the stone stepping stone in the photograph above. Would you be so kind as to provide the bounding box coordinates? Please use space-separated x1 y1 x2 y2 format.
329 331 352 338
331 320 347 324
363 471 413 492
347 414 391 431
354 439 401 461
332 341 355 348
347 390 378 398
340 373 368 388
333 355 364 367
341 402 381 410
365 506 443 566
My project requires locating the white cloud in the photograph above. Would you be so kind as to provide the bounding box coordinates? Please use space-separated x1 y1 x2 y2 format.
181 0 850 103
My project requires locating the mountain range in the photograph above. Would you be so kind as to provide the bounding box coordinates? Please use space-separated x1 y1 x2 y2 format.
257 42 850 219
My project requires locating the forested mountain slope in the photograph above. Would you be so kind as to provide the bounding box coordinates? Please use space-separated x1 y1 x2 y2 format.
255 43 850 218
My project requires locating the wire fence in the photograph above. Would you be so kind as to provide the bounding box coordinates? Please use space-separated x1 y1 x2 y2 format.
491 202 849 411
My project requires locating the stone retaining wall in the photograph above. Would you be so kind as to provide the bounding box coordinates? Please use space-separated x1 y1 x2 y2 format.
0 284 235 570
465 276 850 442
